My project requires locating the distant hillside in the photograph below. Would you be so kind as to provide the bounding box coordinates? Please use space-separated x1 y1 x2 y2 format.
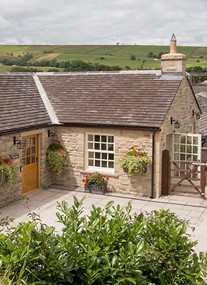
0 44 206 75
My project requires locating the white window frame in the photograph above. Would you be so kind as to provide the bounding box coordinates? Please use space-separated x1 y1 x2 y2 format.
85 133 115 173
172 133 201 162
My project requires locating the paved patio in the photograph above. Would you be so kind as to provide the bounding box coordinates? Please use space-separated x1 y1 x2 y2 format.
1 188 207 253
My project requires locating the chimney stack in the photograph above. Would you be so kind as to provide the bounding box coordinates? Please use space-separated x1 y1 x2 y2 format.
161 34 186 75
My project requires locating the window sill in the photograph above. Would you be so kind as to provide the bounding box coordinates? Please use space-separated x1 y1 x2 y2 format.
80 170 119 178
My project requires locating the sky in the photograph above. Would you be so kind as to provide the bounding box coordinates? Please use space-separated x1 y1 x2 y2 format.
0 0 206 46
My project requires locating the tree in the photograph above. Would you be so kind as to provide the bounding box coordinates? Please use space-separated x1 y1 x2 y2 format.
130 54 136 60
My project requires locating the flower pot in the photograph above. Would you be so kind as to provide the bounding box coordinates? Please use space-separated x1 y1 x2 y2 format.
84 184 107 195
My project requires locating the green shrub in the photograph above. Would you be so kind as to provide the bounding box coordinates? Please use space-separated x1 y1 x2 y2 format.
56 198 148 285
0 197 206 284
0 218 60 284
139 209 203 284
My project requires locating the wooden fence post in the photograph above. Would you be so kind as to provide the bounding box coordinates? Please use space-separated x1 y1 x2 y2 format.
161 149 170 196
201 159 206 198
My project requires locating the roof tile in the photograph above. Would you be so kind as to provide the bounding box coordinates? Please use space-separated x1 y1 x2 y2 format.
38 73 181 128
0 74 50 133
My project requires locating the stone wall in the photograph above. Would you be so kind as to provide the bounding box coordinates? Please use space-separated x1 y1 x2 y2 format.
52 126 154 197
0 126 155 208
0 133 22 208
155 77 200 196
160 78 200 151
0 128 52 208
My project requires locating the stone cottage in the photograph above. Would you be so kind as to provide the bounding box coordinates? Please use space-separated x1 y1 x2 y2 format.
0 35 201 207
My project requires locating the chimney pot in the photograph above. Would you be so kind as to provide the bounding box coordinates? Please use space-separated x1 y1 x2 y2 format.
170 33 177 53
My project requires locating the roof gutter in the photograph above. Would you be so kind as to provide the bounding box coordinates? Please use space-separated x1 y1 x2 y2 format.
61 122 161 131
0 123 51 136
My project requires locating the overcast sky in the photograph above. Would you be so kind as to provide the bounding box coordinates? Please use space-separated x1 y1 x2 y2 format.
0 0 206 46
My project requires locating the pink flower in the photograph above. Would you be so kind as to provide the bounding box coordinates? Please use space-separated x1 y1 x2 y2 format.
138 147 141 152
130 145 134 149
57 149 65 153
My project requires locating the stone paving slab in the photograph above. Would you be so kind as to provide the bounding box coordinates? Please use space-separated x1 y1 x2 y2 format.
0 188 207 253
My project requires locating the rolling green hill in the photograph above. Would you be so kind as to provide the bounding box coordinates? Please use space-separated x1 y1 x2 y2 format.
0 44 206 72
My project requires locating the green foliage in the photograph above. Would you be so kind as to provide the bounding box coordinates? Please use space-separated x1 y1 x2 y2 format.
130 55 136 60
139 209 204 285
147 52 154 58
119 146 151 176
10 66 42 72
0 156 19 187
47 141 64 151
0 198 206 284
47 141 68 176
0 219 59 284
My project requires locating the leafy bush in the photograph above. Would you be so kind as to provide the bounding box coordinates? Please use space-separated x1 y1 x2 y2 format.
0 198 206 284
138 210 203 284
130 55 136 60
0 216 59 284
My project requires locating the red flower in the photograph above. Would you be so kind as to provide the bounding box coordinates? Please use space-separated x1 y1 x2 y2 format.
130 145 134 149
85 183 89 187
106 177 109 181
2 161 10 165
82 178 85 182
138 147 141 152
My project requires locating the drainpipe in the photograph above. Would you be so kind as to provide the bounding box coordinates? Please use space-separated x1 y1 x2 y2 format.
151 130 156 198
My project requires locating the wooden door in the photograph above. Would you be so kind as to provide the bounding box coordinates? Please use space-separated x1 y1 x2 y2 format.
22 134 39 194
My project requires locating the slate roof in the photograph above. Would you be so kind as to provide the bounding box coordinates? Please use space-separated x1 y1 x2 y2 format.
199 112 207 136
193 82 207 95
0 72 183 134
0 74 51 134
38 72 182 129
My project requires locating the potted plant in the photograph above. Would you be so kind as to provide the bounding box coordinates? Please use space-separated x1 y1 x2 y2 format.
0 155 19 187
82 172 109 194
119 145 151 176
47 141 68 176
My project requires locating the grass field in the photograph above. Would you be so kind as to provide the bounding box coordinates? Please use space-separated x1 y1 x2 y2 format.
0 44 206 71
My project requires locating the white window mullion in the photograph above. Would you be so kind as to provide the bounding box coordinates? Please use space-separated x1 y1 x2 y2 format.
86 133 115 172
